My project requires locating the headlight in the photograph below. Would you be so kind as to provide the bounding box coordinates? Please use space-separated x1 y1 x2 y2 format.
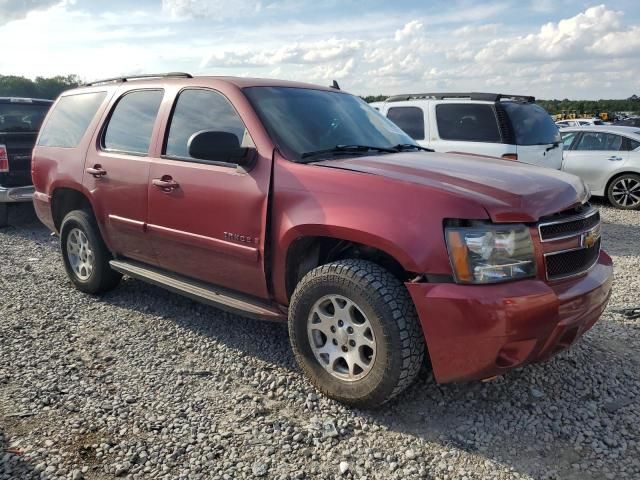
445 223 536 284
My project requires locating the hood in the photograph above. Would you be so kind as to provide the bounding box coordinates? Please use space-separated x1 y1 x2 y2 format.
315 152 589 223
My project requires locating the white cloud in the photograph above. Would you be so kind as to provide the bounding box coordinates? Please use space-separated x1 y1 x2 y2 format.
162 0 264 19
0 0 61 25
394 20 423 41
589 26 640 56
200 38 364 68
475 5 623 62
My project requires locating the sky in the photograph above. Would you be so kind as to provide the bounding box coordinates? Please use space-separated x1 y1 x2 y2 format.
1 0 639 99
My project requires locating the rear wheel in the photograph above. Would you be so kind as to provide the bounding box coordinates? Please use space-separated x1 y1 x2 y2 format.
0 203 8 228
289 259 425 408
60 210 122 293
607 174 640 210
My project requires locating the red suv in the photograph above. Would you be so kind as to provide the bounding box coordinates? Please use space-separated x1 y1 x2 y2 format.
32 73 613 407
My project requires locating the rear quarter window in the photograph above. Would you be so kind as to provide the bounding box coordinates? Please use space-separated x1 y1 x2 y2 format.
38 92 107 148
501 102 560 146
435 104 501 143
386 106 425 140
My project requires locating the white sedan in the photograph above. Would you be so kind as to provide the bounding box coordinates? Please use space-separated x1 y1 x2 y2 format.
560 126 640 209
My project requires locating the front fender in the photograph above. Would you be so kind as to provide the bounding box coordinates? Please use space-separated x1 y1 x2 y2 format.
270 156 489 304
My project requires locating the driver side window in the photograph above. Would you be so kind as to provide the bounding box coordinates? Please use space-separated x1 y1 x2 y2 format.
164 89 253 162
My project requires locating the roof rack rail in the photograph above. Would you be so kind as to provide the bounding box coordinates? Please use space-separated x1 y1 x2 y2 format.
386 92 535 103
83 72 193 87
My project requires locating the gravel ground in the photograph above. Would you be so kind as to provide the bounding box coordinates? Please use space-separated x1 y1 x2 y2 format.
1 200 638 480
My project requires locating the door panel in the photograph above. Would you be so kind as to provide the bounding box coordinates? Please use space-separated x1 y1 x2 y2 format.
147 87 271 299
562 132 628 193
516 144 563 169
84 89 164 264
147 158 270 298
84 152 154 262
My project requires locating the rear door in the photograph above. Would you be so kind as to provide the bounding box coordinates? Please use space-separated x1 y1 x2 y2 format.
84 88 164 265
146 87 272 298
430 102 509 157
562 131 629 193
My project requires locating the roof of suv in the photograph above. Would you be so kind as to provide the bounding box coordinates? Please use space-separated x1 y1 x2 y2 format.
385 92 535 103
77 73 339 93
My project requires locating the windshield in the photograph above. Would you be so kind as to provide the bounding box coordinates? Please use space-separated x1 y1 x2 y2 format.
243 87 416 161
502 102 561 145
0 103 50 133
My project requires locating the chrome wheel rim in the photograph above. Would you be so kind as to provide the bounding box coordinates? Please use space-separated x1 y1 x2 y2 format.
66 228 94 281
307 294 376 382
612 178 640 208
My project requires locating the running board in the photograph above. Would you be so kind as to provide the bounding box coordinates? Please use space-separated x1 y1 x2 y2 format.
109 259 286 321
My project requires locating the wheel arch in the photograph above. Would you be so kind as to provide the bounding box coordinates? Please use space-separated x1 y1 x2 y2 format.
282 228 419 302
51 187 95 232
605 170 640 199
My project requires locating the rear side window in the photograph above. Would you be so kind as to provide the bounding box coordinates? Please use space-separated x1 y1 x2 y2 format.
628 138 640 151
386 107 425 140
436 104 500 142
103 90 163 155
575 132 623 151
164 88 251 160
501 103 560 146
38 92 106 148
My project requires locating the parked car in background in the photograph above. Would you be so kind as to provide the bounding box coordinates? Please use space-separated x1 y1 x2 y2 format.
32 74 612 407
556 118 606 128
614 117 640 128
372 92 562 169
561 125 640 209
0 97 53 227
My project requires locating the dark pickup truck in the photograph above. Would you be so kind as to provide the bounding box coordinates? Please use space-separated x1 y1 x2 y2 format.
0 97 53 227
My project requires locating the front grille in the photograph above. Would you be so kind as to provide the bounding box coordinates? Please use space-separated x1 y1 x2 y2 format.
539 208 599 241
545 239 600 280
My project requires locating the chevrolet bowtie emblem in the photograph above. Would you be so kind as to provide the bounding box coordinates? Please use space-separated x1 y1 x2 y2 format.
581 225 601 249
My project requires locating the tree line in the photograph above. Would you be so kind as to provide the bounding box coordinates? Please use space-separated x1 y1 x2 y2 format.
363 94 640 115
0 75 80 99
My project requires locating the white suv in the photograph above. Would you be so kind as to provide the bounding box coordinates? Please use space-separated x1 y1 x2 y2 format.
373 93 562 169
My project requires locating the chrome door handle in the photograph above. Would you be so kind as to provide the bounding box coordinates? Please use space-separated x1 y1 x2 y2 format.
152 176 179 192
86 165 107 177
607 156 623 161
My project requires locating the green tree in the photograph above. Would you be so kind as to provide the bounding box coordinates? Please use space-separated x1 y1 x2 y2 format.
0 74 80 99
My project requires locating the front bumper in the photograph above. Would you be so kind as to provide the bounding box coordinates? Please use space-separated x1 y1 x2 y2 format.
0 185 34 203
406 250 613 383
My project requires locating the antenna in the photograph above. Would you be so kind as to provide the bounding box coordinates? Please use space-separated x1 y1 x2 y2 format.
331 80 340 90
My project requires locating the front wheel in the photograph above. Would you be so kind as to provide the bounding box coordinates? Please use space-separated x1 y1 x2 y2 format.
607 174 640 210
60 210 122 293
288 259 425 408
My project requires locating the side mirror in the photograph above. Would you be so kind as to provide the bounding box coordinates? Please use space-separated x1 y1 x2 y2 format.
187 130 253 165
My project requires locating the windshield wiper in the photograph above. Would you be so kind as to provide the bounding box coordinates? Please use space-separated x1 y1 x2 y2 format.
392 143 434 152
300 144 398 161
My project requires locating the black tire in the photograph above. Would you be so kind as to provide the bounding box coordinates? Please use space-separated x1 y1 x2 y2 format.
60 210 122 293
0 203 8 228
607 173 640 210
289 259 425 408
